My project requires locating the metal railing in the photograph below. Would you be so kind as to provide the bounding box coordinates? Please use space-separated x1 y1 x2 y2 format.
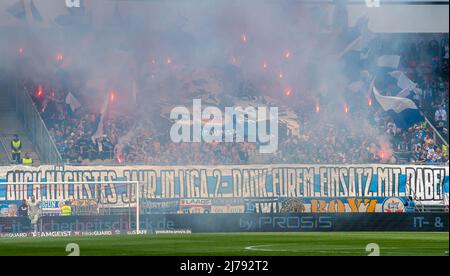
8 82 63 165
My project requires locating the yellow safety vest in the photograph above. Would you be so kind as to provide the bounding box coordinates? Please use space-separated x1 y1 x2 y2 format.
61 205 72 216
11 140 21 153
22 158 33 165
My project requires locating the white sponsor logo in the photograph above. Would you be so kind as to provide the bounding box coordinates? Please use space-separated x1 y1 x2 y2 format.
170 99 279 153
365 0 380 8
65 0 81 8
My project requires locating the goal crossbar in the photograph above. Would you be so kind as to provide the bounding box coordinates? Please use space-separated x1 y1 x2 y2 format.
0 181 141 233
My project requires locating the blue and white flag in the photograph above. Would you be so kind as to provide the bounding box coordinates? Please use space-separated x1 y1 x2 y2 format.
373 86 423 129
389 71 417 91
377 55 400 69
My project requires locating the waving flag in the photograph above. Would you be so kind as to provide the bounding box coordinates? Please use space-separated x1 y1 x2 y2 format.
30 0 42 21
91 95 110 142
65 92 81 112
373 86 423 129
377 55 400 69
389 71 417 91
6 0 26 19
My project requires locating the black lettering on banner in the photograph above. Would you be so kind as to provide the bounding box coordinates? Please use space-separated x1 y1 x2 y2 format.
392 167 402 197
339 168 349 197
304 167 314 197
364 167 373 197
1 165 447 203
348 167 356 197
213 169 222 198
319 167 327 197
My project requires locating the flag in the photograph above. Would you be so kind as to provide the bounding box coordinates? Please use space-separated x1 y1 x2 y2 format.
377 55 400 69
65 92 81 112
91 95 110 142
389 71 417 91
396 87 414 98
373 86 423 129
337 35 363 59
6 0 26 19
30 0 42 21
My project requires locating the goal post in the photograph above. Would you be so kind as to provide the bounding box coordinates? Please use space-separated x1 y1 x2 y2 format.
0 181 141 235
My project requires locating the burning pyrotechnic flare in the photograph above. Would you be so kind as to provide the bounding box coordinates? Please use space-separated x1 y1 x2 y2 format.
110 92 116 103
284 87 292 97
368 97 372 106
18 47 24 55
117 155 124 164
315 103 320 113
279 72 283 79
284 49 291 59
166 57 172 64
262 61 268 69
36 84 43 97
241 33 247 43
344 104 349 113
56 53 64 62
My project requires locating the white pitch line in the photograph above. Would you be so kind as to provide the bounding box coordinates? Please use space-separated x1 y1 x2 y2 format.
244 244 403 254
245 245 290 252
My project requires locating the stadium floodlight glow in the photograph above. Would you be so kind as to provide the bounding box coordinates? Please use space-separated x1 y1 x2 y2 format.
0 181 141 234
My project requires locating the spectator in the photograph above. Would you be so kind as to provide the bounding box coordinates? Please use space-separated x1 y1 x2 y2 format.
18 199 28 217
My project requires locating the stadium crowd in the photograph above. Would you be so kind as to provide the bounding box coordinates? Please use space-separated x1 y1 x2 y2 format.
23 35 448 166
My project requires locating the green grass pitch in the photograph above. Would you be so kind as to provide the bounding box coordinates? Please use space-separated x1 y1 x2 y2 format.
0 232 448 256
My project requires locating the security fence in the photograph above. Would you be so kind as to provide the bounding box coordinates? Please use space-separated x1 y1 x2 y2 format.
7 81 62 165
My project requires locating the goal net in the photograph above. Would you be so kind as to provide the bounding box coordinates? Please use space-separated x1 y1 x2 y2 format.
0 181 141 236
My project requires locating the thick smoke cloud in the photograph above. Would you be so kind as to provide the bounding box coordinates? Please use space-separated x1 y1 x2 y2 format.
0 0 395 161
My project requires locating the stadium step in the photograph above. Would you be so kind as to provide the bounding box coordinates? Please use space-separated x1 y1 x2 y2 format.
0 110 41 166
0 89 14 111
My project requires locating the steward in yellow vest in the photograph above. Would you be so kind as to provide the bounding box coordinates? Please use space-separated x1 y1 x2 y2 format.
22 152 33 165
11 134 22 164
61 203 72 216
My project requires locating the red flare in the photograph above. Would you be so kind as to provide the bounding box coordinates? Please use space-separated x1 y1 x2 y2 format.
241 33 247 42
56 53 64 62
18 47 24 55
284 49 291 59
315 104 320 113
344 104 349 113
117 155 124 164
110 92 116 103
166 57 172 64
262 61 268 69
368 97 372 106
279 72 283 79
36 84 43 97
284 87 292 97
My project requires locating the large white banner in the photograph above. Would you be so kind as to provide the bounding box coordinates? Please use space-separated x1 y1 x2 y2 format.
0 164 448 201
